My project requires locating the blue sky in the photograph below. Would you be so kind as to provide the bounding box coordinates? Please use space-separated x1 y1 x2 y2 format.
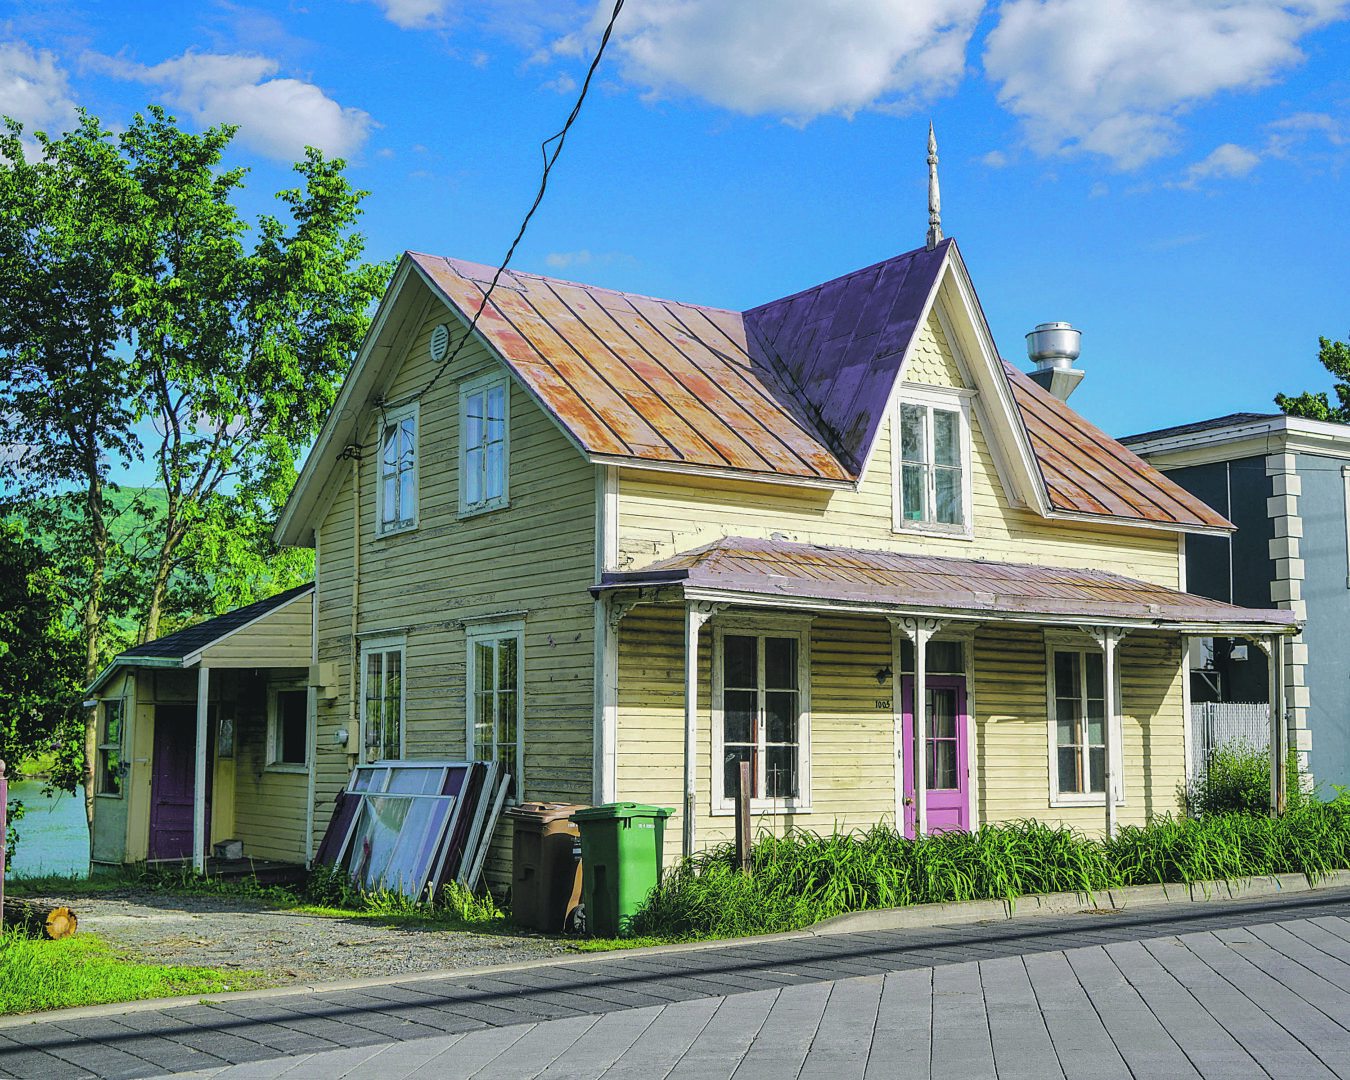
4 0 1348 439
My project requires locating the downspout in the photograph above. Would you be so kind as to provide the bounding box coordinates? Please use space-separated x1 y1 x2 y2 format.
349 453 361 763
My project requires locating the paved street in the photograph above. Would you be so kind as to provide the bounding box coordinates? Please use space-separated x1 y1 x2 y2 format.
6 888 1350 1079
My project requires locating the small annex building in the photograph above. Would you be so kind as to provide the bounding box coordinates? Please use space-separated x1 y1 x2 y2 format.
271 227 1299 877
85 583 316 874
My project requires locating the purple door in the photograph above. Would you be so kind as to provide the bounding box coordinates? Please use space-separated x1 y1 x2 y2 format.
149 705 208 860
901 676 969 839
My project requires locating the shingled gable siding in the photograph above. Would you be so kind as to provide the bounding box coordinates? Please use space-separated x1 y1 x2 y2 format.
616 311 1182 589
973 626 1186 832
310 305 598 876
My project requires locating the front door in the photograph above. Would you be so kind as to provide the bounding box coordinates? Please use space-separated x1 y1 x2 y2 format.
901 676 970 838
149 704 209 860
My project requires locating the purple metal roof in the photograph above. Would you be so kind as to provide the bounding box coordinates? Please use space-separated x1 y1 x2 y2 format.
599 537 1296 629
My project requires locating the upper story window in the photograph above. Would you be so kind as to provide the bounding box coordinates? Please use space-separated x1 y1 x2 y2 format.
466 619 524 796
893 388 973 537
378 402 418 535
460 373 510 516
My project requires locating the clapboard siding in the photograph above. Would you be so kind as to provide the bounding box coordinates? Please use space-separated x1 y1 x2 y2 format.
197 594 313 668
310 287 598 876
617 313 1181 588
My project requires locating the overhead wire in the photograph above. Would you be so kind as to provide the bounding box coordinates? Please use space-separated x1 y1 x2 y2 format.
416 0 627 403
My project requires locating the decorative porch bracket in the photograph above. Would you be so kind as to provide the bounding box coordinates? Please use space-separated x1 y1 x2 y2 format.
193 666 210 874
684 600 726 859
1079 626 1126 839
1245 635 1288 816
888 616 943 840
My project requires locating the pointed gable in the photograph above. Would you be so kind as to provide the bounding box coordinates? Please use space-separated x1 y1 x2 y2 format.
743 241 950 474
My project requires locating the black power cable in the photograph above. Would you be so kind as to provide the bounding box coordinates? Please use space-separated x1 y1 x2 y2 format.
418 0 627 401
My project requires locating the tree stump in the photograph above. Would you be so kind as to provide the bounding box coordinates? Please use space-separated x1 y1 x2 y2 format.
3 898 78 939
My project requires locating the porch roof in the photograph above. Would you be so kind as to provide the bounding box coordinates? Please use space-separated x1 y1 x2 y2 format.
595 537 1300 633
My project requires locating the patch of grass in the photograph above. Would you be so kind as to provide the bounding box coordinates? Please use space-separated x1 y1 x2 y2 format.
0 927 266 1015
5 866 146 896
569 936 666 952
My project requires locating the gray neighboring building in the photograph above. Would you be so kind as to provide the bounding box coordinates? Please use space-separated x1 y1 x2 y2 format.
1123 413 1350 790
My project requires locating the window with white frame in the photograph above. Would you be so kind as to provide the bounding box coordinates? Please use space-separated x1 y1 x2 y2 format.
267 685 308 768
360 639 404 762
377 402 418 535
95 699 124 797
460 374 509 515
466 621 523 794
713 622 811 812
1046 640 1124 804
894 389 972 534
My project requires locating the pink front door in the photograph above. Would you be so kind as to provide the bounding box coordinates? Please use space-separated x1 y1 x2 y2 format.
901 676 970 839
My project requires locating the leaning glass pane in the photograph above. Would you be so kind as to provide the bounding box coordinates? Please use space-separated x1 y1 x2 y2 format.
900 404 926 462
723 635 757 689
902 463 926 520
764 636 797 689
1058 746 1081 792
1089 746 1106 792
765 746 797 798
934 409 960 466
765 691 796 744
724 689 756 743
935 466 962 524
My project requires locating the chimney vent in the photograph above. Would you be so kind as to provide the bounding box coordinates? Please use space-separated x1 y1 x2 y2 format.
1025 321 1084 401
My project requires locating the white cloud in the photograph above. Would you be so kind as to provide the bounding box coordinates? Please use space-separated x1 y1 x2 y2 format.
364 0 455 30
1184 141 1262 184
588 0 985 121
980 149 1008 168
541 71 578 95
543 249 634 269
89 50 372 161
983 0 1349 169
0 41 78 140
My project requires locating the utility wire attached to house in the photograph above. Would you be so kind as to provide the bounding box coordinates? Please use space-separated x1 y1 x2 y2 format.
416 0 627 403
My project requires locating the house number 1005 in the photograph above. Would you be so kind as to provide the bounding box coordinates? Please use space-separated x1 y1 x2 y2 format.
874 698 892 710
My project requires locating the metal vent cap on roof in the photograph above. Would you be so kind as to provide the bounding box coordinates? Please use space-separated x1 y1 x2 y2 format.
1026 322 1084 402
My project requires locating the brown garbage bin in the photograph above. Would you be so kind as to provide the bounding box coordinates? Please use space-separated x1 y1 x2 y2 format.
502 802 588 932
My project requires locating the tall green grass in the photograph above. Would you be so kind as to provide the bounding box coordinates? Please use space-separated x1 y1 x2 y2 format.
630 798 1350 940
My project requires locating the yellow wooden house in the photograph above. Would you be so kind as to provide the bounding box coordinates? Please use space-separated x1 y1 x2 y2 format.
272 235 1296 874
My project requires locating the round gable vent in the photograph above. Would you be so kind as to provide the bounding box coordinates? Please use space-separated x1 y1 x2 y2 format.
430 323 450 362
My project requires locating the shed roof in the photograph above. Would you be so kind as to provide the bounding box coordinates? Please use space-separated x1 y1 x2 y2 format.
598 537 1296 631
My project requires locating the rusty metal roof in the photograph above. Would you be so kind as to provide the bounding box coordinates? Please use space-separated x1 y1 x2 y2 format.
1006 364 1234 530
598 537 1296 630
410 244 1231 530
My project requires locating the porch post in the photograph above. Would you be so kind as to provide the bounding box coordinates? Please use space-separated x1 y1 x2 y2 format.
683 601 722 859
1268 633 1287 816
1083 627 1125 839
193 665 210 874
890 617 942 839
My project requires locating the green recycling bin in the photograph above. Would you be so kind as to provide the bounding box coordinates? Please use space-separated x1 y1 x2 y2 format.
569 803 673 938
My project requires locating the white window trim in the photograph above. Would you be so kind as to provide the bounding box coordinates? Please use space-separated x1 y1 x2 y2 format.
711 615 813 816
1044 630 1125 808
892 384 975 539
359 636 406 765
266 681 310 773
465 618 525 798
458 372 511 518
375 400 419 538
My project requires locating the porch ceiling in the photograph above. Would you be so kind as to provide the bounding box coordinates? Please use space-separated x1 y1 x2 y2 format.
595 537 1300 633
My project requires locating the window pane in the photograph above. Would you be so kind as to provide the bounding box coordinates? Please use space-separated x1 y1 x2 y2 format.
473 691 493 759
897 638 914 674
933 409 960 466
383 652 401 759
382 423 399 469
1058 747 1081 793
102 702 123 745
486 384 506 425
498 691 518 751
475 642 494 694
485 441 504 500
1086 702 1104 747
1056 707 1076 747
97 749 121 796
401 417 416 463
902 463 926 520
724 635 757 688
929 689 956 739
929 739 958 790
498 638 518 691
465 447 483 504
724 689 756 744
465 392 484 447
382 475 397 523
279 690 307 764
935 466 962 525
765 691 796 745
724 747 756 800
1055 651 1078 693
765 746 797 798
365 653 383 755
926 640 964 674
764 637 796 690
900 404 926 462
1085 652 1104 699
398 466 415 523
1089 747 1106 793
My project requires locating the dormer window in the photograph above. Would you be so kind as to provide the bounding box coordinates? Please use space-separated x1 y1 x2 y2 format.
378 402 418 536
460 373 510 516
893 388 973 537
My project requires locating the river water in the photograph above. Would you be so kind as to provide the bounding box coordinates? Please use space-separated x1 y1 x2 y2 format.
5 779 89 878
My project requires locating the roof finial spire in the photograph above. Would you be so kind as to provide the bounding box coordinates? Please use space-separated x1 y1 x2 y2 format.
926 121 943 251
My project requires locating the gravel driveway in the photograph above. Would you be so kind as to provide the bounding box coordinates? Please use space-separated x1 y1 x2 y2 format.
25 889 578 987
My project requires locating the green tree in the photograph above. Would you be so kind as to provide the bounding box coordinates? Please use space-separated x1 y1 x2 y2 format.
1275 334 1350 423
0 107 391 827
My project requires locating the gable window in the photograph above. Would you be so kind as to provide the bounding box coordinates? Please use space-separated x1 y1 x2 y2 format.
95 699 124 797
267 685 309 769
1046 639 1123 805
712 622 812 813
361 639 404 763
460 374 510 516
378 402 418 535
466 620 523 795
894 389 972 536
